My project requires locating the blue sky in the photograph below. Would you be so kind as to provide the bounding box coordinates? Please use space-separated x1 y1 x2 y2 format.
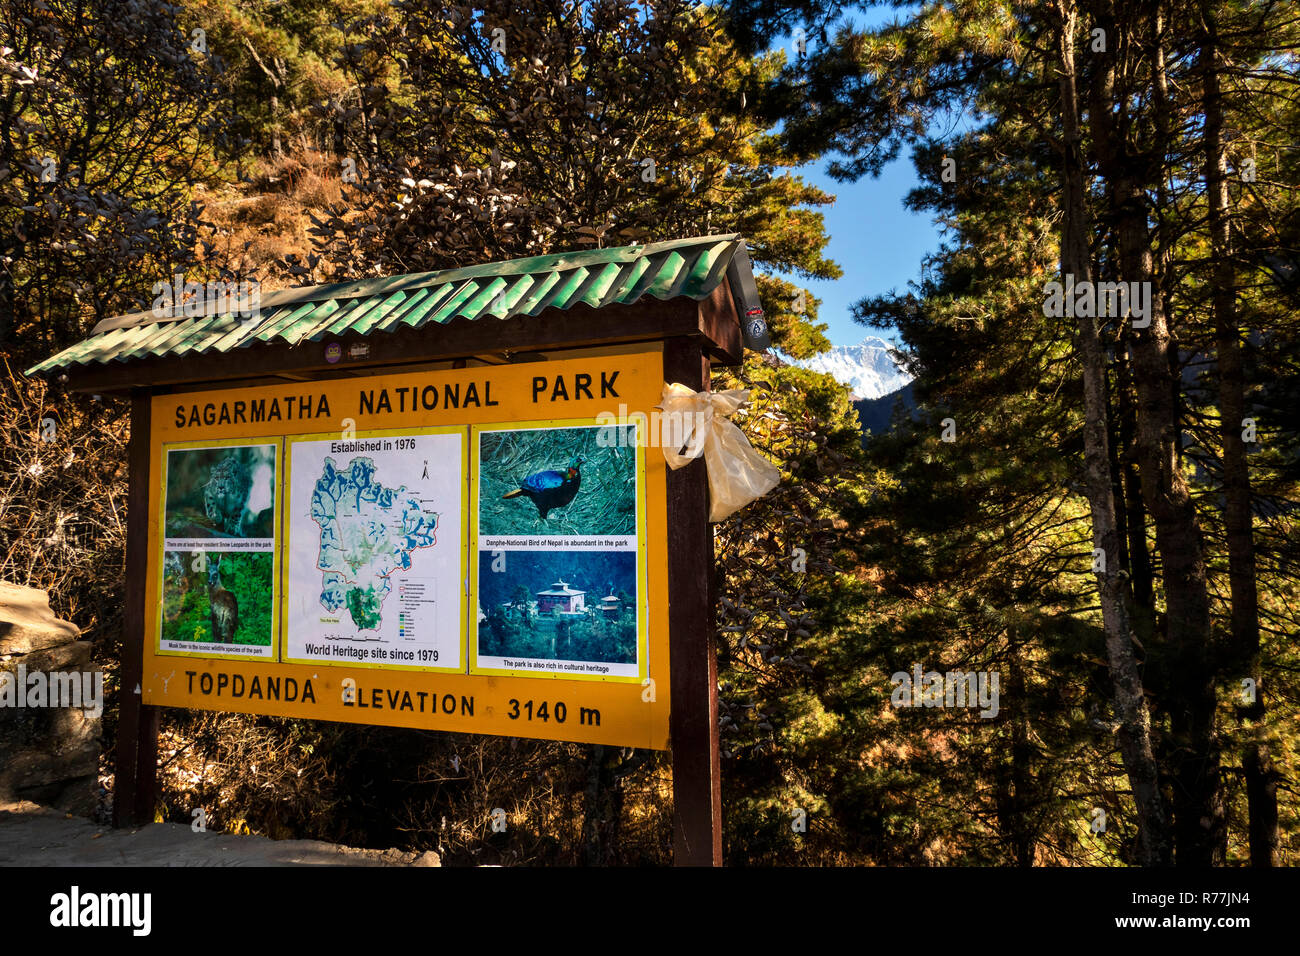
745 5 950 351
794 155 942 349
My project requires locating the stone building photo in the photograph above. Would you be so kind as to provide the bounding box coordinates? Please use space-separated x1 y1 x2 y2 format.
476 552 636 665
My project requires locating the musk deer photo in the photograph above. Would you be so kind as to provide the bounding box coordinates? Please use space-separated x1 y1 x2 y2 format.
207 556 239 644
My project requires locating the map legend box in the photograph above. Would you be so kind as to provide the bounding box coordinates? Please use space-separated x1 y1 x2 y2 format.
395 580 436 643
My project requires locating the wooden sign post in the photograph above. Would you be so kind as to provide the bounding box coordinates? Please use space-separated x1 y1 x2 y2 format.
115 392 160 829
664 338 722 866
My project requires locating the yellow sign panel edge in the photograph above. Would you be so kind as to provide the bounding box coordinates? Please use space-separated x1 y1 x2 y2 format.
151 435 282 663
466 416 649 683
278 424 468 674
141 348 670 749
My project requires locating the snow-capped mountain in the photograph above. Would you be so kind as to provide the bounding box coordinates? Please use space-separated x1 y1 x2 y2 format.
792 336 913 400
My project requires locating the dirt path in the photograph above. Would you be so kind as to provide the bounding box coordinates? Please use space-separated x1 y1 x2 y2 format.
0 801 440 866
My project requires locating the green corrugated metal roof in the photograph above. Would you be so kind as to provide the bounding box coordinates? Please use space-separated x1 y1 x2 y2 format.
26 234 749 377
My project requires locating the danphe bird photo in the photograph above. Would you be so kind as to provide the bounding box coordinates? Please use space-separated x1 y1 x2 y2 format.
502 453 586 521
477 424 637 536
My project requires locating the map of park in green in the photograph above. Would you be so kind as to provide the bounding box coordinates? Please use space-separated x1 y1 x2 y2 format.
310 456 439 630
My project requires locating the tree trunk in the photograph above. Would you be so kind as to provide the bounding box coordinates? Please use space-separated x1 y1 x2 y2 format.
271 94 282 157
581 745 624 865
1201 11 1277 867
1009 655 1036 866
1088 1 1223 865
1114 346 1155 620
1053 0 1171 865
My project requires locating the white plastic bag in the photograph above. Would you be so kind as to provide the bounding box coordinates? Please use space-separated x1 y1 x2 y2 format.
659 382 781 522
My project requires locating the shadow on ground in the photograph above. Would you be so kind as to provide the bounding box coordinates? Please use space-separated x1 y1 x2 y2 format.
0 801 440 866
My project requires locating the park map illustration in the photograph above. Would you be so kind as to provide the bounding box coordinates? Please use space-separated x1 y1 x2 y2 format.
284 431 465 669
310 456 439 630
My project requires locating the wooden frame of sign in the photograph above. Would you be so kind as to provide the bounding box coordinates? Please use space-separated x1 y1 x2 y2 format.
78 282 740 867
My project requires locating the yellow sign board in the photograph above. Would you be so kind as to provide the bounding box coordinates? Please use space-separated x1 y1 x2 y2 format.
142 349 670 749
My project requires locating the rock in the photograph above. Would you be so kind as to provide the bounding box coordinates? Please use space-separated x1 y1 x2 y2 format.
0 582 81 655
376 847 442 867
0 582 99 814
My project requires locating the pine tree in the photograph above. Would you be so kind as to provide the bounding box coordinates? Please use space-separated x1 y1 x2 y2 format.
721 0 1300 864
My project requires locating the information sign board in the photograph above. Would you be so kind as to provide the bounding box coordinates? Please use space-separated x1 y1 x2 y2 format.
141 349 669 748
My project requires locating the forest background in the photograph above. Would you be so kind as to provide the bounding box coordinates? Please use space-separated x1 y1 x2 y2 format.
1 0 1297 865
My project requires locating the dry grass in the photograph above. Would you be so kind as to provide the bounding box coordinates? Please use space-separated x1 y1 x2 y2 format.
153 710 673 864
0 359 128 639
197 143 347 289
